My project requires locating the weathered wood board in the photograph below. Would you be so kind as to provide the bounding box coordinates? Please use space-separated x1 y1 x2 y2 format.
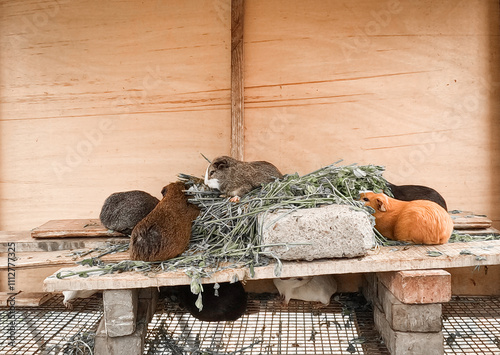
31 219 126 239
0 230 129 253
0 251 128 270
0 292 54 307
44 240 500 292
449 211 493 230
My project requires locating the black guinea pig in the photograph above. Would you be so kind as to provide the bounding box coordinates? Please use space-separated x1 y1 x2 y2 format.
160 282 247 322
385 182 448 210
99 190 160 235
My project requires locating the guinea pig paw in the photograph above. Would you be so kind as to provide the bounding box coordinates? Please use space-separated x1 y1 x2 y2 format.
63 301 74 310
229 196 241 203
278 295 289 307
312 301 329 309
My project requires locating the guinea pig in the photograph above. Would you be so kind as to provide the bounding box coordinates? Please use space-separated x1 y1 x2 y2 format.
160 282 247 322
360 191 453 245
62 290 99 309
273 275 337 307
204 156 283 202
99 190 160 235
385 182 447 210
129 181 200 262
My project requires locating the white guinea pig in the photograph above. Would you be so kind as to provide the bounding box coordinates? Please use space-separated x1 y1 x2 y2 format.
62 290 99 309
273 275 337 306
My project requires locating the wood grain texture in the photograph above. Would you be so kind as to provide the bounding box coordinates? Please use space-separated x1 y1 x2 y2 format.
31 219 125 238
0 230 129 253
0 0 231 231
44 240 500 291
243 0 500 228
1 0 500 232
231 0 245 159
0 292 55 307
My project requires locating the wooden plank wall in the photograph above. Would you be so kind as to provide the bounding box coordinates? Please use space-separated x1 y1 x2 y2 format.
1 0 499 230
243 0 500 228
0 0 231 230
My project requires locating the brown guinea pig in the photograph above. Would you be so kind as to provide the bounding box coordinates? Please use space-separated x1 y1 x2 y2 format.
385 182 448 210
129 181 200 261
360 191 453 245
204 156 283 202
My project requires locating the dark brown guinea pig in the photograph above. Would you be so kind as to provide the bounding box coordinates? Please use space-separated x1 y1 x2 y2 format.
160 282 247 322
385 182 448 210
99 190 160 235
204 156 283 202
129 181 200 262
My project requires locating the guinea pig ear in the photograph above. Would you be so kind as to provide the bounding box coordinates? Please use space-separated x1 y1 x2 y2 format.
213 157 229 170
375 196 387 212
161 186 168 197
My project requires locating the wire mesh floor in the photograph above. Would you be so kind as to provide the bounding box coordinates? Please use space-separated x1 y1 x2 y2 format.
147 293 387 355
0 295 102 354
443 296 500 354
0 294 499 354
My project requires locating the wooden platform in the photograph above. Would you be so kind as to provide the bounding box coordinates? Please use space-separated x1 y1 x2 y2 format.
44 240 500 292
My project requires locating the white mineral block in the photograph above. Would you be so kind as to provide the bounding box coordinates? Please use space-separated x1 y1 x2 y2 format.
259 204 375 261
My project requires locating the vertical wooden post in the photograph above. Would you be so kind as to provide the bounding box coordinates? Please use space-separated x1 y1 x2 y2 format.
231 0 244 160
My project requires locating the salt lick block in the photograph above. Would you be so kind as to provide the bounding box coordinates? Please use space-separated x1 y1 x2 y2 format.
258 205 375 261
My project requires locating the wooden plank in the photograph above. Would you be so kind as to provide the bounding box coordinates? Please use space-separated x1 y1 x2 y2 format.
44 240 500 292
455 228 499 236
0 230 129 253
231 0 245 160
0 251 129 270
11 292 55 307
0 291 54 306
31 219 126 239
450 211 492 230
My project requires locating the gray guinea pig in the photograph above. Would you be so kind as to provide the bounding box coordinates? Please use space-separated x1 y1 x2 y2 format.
99 190 160 235
204 156 283 202
385 182 447 210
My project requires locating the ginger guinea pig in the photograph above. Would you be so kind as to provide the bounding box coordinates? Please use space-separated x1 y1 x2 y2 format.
129 181 200 262
360 191 453 245
204 156 283 202
385 182 448 210
273 275 337 307
99 190 160 235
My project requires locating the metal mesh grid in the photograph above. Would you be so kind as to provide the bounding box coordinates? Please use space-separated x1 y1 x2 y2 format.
0 295 102 355
1 294 499 354
443 296 500 354
145 293 389 355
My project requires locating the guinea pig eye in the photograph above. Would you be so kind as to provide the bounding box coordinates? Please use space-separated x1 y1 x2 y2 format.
209 171 215 177
363 197 369 202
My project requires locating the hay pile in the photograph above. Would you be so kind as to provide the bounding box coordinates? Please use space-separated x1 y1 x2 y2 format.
179 161 389 275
